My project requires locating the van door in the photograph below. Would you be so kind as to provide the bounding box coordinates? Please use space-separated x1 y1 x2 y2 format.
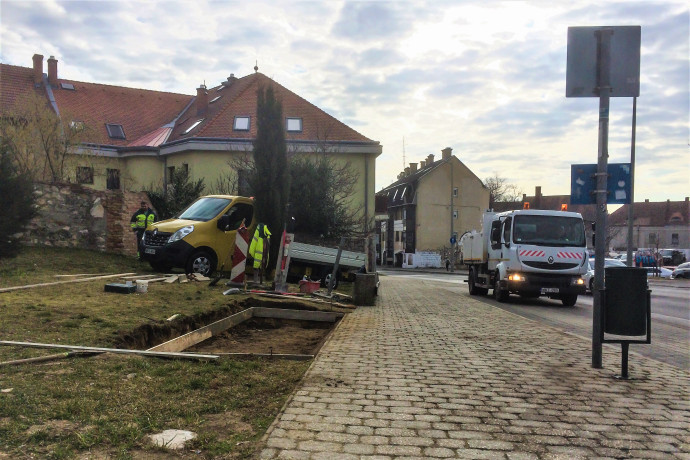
215 201 255 269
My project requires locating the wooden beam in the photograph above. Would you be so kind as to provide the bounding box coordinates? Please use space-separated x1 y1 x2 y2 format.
54 273 111 278
0 341 218 360
0 273 137 294
147 308 255 353
213 352 314 361
253 307 340 322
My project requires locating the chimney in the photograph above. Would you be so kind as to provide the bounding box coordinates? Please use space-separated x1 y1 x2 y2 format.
420 160 426 168
409 163 417 173
427 154 434 164
32 54 44 86
196 84 208 115
404 167 410 176
222 73 238 87
442 147 452 160
535 186 542 209
645 199 649 203
522 194 527 201
47 55 58 86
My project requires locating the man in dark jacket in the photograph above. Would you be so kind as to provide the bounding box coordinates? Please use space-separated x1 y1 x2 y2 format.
130 201 156 259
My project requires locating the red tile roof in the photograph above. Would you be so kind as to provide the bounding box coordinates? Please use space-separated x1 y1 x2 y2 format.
609 199 690 227
0 64 48 115
169 72 374 144
49 79 192 146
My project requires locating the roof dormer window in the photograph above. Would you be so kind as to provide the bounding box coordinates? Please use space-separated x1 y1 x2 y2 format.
60 82 75 90
233 116 250 131
105 123 125 140
70 121 84 131
210 95 222 103
183 119 204 135
286 117 302 132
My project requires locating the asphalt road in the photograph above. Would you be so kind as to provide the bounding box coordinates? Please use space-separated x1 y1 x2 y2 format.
378 269 690 370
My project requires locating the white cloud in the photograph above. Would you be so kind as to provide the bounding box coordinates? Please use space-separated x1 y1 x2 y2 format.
1 0 687 202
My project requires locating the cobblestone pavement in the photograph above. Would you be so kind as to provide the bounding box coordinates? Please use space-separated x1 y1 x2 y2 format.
260 276 690 459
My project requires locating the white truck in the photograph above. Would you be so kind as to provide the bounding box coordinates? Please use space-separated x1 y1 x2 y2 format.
459 209 588 306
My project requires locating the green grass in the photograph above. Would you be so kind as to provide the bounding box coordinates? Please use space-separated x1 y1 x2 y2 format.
0 247 312 459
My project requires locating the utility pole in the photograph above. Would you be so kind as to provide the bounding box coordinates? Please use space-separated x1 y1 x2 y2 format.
626 97 637 267
450 155 455 273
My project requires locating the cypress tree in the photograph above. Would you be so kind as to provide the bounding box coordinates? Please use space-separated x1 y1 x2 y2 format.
251 85 289 271
0 140 37 258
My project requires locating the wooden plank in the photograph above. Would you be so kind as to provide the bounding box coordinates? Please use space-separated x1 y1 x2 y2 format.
253 307 339 322
0 273 136 294
164 276 179 284
121 274 160 280
147 308 255 353
54 273 111 278
0 352 70 367
139 277 170 284
0 341 218 360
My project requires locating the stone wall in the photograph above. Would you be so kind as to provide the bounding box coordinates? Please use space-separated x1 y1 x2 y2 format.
20 183 150 256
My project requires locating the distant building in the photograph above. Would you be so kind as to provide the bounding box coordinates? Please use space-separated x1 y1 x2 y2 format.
0 53 382 231
375 147 489 267
608 198 690 251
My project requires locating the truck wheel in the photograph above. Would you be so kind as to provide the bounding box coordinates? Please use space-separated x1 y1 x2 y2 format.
494 278 509 302
561 294 578 307
186 250 216 277
325 272 338 290
468 268 478 295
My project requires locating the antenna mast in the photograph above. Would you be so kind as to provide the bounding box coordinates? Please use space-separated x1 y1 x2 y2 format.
402 137 406 169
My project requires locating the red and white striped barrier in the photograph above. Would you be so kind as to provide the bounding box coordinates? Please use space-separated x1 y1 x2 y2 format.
230 224 250 283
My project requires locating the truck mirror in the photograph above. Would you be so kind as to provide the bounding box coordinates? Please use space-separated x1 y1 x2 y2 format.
217 215 231 231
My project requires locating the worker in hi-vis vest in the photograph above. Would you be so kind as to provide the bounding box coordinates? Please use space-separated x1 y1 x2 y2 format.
130 201 156 259
249 223 271 283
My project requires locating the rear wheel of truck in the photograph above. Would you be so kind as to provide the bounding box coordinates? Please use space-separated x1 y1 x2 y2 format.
186 250 216 277
494 278 509 302
325 272 338 290
468 268 488 295
561 294 578 307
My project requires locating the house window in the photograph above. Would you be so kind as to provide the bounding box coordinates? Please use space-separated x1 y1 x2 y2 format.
395 232 400 242
672 233 679 245
106 169 120 190
183 119 203 135
105 123 125 140
167 166 175 180
182 163 189 174
453 187 458 197
649 233 657 245
233 116 250 131
70 120 84 131
286 117 302 132
77 166 94 184
60 82 75 90
403 209 406 220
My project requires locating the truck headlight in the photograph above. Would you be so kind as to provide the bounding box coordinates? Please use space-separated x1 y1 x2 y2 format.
168 225 194 243
508 273 525 282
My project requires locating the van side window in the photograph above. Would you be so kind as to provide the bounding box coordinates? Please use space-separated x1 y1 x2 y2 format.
225 203 254 230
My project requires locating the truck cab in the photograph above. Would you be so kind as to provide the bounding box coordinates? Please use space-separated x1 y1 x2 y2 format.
140 195 256 276
462 209 588 306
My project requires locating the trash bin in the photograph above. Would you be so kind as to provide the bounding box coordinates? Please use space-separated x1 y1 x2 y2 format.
604 267 648 336
353 273 377 306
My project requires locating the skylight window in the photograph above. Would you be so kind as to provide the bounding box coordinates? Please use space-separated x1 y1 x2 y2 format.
60 82 75 90
210 95 222 103
286 117 302 132
70 120 84 131
183 119 204 135
233 116 250 131
105 123 125 140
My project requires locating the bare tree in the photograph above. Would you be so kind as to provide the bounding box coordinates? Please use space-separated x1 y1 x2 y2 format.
0 92 95 183
484 174 522 207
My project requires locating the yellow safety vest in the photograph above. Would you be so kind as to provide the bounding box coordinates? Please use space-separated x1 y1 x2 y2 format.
249 224 271 269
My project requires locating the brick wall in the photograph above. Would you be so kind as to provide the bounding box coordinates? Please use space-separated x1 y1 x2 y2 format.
20 183 151 256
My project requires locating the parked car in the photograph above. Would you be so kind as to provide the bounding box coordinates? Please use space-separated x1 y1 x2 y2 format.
645 266 673 279
672 262 690 279
584 258 627 293
659 249 687 266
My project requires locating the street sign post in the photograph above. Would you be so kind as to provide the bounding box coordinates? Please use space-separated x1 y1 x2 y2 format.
566 25 641 369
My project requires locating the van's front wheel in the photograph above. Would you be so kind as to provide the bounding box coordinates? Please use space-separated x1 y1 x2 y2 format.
186 250 216 277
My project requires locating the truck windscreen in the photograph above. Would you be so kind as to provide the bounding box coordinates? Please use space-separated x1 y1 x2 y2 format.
178 198 231 221
513 215 585 247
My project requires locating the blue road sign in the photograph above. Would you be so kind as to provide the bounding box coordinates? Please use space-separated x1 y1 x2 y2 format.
571 163 632 205
450 236 457 245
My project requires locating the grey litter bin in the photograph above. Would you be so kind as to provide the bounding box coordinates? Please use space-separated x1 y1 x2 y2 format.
604 267 648 336
353 273 377 306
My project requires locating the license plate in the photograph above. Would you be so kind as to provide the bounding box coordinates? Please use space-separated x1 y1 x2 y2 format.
541 287 559 294
144 248 156 255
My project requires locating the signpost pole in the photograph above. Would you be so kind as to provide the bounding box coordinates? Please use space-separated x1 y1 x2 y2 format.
626 97 637 266
592 28 613 369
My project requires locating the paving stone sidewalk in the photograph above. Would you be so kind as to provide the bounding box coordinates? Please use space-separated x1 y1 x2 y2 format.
260 276 690 459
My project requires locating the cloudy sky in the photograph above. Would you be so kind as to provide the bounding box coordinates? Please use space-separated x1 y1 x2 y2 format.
2 0 688 202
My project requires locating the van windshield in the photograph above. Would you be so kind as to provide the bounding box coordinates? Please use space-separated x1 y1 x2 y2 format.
513 215 585 247
178 197 230 221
